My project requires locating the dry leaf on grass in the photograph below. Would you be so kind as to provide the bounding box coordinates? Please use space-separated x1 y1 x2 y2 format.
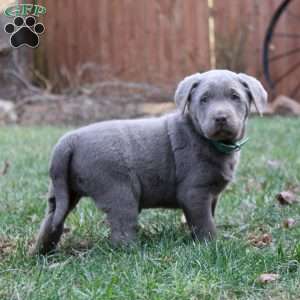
258 273 280 284
276 191 298 205
48 260 69 269
0 239 16 256
266 159 282 169
248 233 272 248
283 218 296 229
245 178 262 193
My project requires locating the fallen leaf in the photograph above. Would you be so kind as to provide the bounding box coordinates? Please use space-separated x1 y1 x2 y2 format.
285 184 300 196
163 256 172 262
261 233 272 244
283 218 296 229
248 232 272 248
48 260 69 269
245 178 262 193
258 273 280 284
0 239 16 256
276 191 298 205
266 159 282 169
258 273 279 284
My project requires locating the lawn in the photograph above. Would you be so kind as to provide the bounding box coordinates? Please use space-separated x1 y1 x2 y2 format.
0 117 300 300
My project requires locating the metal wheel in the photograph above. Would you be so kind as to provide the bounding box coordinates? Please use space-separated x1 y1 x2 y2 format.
263 0 300 98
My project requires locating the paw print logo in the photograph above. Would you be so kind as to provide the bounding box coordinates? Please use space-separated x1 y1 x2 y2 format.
4 16 45 48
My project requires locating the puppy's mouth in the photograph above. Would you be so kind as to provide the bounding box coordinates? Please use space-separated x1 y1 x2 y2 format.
206 127 238 142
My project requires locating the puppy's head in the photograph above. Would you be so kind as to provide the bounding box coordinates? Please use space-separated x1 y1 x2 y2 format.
174 70 267 142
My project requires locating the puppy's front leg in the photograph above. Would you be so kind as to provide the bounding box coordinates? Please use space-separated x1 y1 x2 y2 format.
181 188 216 241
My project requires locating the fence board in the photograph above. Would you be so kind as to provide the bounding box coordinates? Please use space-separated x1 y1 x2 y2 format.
214 0 300 101
37 0 300 101
38 0 210 88
265 0 300 98
214 0 260 75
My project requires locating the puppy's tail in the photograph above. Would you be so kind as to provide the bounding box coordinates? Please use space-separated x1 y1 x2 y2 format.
49 135 74 231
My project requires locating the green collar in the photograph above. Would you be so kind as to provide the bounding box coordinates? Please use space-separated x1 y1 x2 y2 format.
206 137 249 154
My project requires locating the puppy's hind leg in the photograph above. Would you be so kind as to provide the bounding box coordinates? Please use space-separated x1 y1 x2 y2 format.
31 139 79 255
31 182 80 255
30 183 61 255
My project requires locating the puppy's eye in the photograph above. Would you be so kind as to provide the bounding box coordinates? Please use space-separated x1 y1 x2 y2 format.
231 93 241 101
200 95 209 103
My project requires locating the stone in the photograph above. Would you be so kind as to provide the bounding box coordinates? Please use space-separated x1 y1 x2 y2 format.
271 95 300 116
0 99 17 124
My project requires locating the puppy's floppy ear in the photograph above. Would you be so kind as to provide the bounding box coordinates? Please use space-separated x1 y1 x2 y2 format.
238 73 268 116
174 73 202 114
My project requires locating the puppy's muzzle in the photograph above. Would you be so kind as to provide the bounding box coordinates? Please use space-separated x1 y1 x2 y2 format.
214 114 228 126
210 112 238 140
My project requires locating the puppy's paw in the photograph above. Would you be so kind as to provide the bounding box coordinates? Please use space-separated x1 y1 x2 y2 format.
29 239 58 256
191 226 217 242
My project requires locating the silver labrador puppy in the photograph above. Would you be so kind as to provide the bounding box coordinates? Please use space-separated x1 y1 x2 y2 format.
32 70 267 254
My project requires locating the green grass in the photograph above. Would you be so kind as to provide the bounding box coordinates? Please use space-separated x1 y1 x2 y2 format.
0 117 300 300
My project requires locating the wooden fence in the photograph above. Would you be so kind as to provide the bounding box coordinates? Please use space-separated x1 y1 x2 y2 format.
36 0 300 100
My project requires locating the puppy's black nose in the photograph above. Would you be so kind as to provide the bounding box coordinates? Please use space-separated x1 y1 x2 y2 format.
215 115 227 125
